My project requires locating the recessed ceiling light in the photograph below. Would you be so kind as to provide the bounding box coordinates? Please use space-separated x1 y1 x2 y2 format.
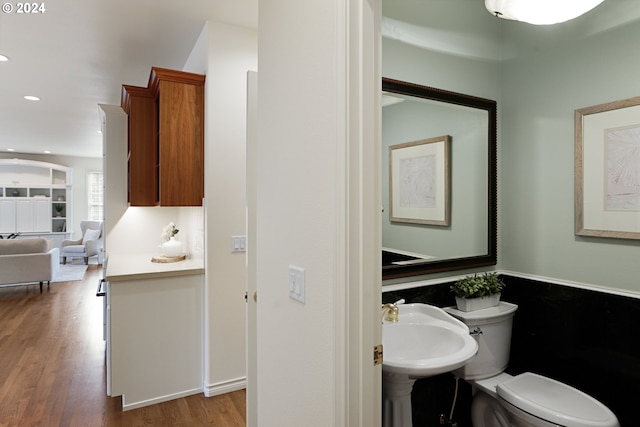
43 150 51 154
0 54 8 62
24 95 40 101
7 148 15 152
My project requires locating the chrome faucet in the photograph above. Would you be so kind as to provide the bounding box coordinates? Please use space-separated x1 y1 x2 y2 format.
381 298 405 323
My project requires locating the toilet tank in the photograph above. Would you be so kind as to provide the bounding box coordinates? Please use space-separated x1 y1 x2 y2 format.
444 302 518 380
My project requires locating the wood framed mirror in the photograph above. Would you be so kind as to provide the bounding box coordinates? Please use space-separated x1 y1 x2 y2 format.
382 78 497 280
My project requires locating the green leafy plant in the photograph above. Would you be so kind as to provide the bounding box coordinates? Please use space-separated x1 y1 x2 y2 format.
54 204 64 214
450 272 505 299
160 221 179 241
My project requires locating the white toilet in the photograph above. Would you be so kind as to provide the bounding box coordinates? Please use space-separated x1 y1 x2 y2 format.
444 302 620 427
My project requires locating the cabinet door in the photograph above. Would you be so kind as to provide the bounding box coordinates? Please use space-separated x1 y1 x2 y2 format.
122 85 158 206
16 199 53 233
33 198 52 232
124 68 205 207
16 199 34 232
158 79 204 206
0 199 16 233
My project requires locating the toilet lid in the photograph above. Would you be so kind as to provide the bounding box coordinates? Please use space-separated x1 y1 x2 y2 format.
496 372 619 427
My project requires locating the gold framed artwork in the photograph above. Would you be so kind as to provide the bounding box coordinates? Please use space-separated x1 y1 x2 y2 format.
575 96 640 239
389 135 451 226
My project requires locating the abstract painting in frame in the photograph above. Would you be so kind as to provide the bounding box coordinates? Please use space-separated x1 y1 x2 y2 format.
575 96 640 239
389 135 451 226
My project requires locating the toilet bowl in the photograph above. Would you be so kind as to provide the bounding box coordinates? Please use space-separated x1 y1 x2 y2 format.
444 302 620 427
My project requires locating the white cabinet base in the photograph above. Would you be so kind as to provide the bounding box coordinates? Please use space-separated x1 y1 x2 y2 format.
108 273 204 410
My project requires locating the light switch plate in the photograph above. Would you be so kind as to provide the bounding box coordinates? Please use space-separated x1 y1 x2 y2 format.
288 265 305 304
232 235 246 253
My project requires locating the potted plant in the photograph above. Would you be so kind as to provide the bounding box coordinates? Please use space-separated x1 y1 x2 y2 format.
450 272 505 312
54 204 64 217
159 221 183 258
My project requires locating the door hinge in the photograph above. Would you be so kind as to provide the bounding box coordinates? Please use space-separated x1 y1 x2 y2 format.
244 291 257 303
374 344 383 366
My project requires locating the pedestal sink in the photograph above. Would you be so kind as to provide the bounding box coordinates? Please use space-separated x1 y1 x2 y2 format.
382 303 478 427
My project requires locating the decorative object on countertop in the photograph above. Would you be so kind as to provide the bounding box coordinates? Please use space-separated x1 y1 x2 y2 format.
161 221 179 240
151 254 187 263
160 222 184 258
450 272 505 312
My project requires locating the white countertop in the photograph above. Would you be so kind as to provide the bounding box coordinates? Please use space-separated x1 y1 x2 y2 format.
105 253 204 282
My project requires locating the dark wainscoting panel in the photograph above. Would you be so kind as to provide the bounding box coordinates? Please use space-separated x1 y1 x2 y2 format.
382 275 640 427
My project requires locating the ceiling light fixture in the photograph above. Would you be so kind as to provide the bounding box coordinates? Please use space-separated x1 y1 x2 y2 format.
24 95 40 101
0 54 8 62
484 0 605 25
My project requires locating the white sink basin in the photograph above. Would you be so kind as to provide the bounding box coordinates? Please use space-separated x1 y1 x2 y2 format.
382 303 478 377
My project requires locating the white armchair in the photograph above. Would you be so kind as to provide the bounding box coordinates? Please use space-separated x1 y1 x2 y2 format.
61 220 103 265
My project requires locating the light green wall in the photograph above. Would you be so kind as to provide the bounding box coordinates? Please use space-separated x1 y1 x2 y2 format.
500 8 640 292
382 33 503 284
382 38 501 102
383 1 640 293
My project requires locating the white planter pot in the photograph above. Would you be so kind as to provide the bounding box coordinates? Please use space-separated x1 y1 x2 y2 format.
161 237 184 257
455 293 501 312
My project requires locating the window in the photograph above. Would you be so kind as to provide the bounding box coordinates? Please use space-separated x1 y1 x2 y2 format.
87 170 103 221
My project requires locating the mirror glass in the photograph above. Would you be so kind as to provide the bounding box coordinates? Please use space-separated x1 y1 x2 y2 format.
382 78 497 280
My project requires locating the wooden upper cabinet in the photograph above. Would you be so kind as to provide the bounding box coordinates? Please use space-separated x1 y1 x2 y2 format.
122 67 205 207
121 85 158 206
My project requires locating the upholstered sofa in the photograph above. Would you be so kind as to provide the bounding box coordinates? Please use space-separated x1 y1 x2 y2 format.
0 238 60 292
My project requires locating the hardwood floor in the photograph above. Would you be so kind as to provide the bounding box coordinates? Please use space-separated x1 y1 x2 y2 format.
0 265 246 427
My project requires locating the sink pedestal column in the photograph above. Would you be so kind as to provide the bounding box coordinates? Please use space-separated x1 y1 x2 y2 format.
383 372 416 427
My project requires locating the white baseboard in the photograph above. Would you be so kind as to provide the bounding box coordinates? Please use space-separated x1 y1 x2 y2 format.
122 387 203 411
204 377 247 397
120 379 247 410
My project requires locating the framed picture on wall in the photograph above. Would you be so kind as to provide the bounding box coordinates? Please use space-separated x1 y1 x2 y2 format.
389 135 451 226
575 96 640 239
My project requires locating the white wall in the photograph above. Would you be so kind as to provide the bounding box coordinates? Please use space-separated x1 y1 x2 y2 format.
185 22 258 396
257 3 340 421
100 104 204 258
255 0 381 425
500 2 640 293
